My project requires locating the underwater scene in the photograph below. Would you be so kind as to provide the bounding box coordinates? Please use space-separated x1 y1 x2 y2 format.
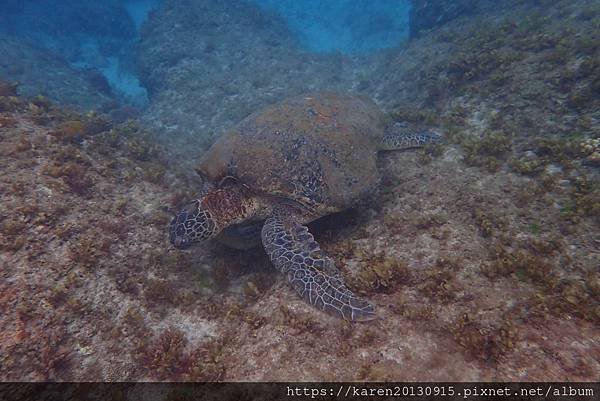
0 0 599 382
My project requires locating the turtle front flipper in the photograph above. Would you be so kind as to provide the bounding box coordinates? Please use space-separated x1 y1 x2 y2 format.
261 217 376 322
379 122 442 151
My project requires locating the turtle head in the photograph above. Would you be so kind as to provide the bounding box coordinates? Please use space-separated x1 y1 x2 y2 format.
169 187 258 249
169 199 217 249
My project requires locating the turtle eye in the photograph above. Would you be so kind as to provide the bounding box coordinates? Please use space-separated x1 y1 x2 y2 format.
176 211 188 224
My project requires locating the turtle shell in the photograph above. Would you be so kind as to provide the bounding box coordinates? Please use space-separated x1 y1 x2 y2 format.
197 93 385 214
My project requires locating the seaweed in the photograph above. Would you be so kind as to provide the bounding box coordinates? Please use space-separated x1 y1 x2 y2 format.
69 237 102 269
1 218 25 236
278 304 322 335
30 95 51 111
51 114 112 143
472 209 507 238
43 162 94 195
224 303 265 330
417 257 463 304
581 138 600 166
450 313 515 362
460 131 512 172
0 235 26 252
14 138 32 152
0 80 18 96
357 362 397 381
509 157 545 175
143 278 177 305
142 163 166 184
389 107 439 125
0 97 19 113
0 116 18 128
484 246 560 290
243 272 275 302
417 142 446 165
346 253 410 295
0 215 27 251
52 120 87 142
140 328 187 380
563 176 600 222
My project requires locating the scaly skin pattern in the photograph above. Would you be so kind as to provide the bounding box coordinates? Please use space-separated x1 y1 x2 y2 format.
261 216 376 322
380 122 442 150
170 187 258 249
169 199 217 248
200 188 257 230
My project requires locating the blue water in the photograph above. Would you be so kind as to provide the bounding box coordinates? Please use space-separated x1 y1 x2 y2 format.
250 0 410 53
0 0 160 106
0 0 409 106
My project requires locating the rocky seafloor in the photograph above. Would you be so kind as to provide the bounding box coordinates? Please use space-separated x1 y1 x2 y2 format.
1 0 599 382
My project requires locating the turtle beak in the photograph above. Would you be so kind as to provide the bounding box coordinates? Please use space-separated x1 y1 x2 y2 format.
169 212 192 249
169 201 199 249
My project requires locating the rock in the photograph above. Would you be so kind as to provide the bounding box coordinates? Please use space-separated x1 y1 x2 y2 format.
251 0 410 53
581 138 600 166
545 164 563 175
0 0 135 61
0 34 115 110
0 80 18 96
0 0 140 105
408 0 504 37
135 0 371 162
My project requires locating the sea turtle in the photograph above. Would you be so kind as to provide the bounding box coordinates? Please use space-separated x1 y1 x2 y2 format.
169 93 441 321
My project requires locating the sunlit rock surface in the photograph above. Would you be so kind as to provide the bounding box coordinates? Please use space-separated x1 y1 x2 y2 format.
0 0 152 106
136 0 379 163
0 35 115 110
408 0 500 37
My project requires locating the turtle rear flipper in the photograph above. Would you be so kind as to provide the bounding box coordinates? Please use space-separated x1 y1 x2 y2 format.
261 217 376 322
379 122 442 151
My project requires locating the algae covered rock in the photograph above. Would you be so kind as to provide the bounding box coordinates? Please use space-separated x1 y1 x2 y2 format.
409 0 501 37
135 0 371 160
0 35 115 110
